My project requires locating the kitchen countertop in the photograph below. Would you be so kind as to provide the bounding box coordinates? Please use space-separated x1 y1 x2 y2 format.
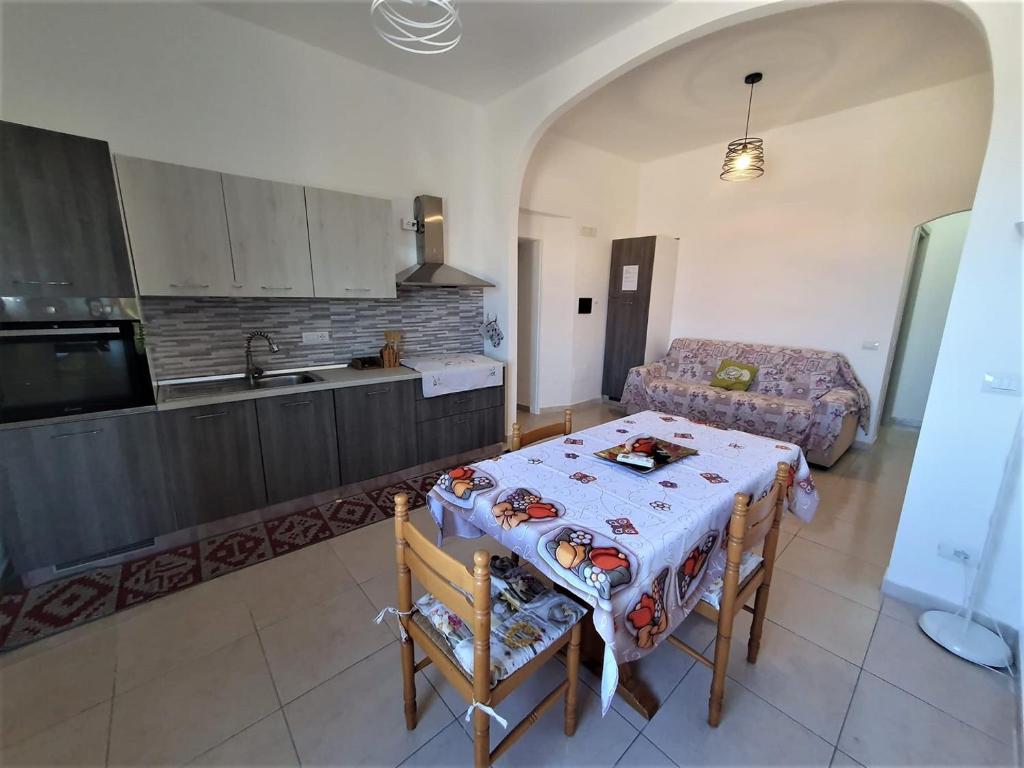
155 365 422 411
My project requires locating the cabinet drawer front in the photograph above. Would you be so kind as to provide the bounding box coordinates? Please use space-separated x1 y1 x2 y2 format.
335 379 418 483
0 412 173 573
257 390 340 504
414 385 503 422
416 407 503 465
159 400 266 527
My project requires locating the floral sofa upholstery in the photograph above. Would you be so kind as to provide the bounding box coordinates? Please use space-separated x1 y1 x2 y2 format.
621 338 870 467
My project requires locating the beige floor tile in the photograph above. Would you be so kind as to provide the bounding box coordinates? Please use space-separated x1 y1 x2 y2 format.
838 672 1014 767
780 511 804 534
644 664 833 766
0 628 116 748
616 736 676 767
880 594 922 626
108 634 279 767
284 643 453 767
830 748 864 767
113 575 255 694
766 570 878 665
329 517 399 584
224 540 356 628
776 537 884 610
398 720 471 767
188 711 298 768
0 700 110 767
258 583 394 703
491 673 638 767
724 612 860 745
797 509 897 568
863 615 1017 744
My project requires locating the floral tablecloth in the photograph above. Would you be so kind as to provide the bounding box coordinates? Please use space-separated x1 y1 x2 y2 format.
426 410 819 714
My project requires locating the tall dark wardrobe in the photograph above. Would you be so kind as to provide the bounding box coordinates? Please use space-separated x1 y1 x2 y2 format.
602 235 677 400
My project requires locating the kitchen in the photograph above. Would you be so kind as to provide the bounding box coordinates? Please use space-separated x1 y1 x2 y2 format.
0 119 505 623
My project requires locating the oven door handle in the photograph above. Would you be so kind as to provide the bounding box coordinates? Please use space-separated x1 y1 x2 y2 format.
0 327 122 337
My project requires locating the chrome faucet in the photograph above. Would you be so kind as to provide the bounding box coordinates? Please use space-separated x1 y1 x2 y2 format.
244 330 280 387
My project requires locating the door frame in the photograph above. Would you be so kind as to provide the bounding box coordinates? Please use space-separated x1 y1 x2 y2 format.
516 237 543 414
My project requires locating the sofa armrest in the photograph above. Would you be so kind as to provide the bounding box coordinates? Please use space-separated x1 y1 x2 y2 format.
814 387 866 432
620 361 666 411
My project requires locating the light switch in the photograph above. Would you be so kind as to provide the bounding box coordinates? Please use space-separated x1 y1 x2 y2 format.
982 372 1021 395
862 341 880 351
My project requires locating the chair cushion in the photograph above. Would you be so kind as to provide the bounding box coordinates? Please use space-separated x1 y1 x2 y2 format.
699 552 763 609
412 556 587 686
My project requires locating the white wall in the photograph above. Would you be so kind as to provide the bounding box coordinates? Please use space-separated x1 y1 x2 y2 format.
886 212 971 426
519 133 639 406
632 74 991 440
0 1 484 281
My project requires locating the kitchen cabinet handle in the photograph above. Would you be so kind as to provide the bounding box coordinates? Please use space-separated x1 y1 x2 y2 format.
281 400 312 407
169 282 211 289
453 397 470 404
365 388 392 396
51 429 103 440
344 287 372 292
261 286 294 291
454 417 471 425
13 279 73 286
192 411 228 421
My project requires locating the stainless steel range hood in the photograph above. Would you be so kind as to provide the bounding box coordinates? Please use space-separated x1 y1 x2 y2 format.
396 195 494 288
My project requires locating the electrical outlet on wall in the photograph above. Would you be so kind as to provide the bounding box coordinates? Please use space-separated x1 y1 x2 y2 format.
301 331 330 345
937 540 981 567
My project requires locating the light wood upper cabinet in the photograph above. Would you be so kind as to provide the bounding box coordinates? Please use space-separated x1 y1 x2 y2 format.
306 187 396 299
115 155 235 296
221 174 314 298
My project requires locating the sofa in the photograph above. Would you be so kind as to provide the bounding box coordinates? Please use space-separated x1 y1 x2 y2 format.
620 337 871 467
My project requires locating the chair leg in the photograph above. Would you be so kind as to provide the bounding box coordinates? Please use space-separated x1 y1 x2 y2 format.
564 623 582 736
747 582 771 663
473 708 490 768
400 632 417 730
708 615 734 727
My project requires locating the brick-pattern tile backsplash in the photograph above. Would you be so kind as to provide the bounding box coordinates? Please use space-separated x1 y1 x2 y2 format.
142 287 484 380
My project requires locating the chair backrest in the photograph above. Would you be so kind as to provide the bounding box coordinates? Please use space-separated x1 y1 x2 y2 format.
393 493 492 702
510 409 572 451
742 461 790 551
718 462 790 604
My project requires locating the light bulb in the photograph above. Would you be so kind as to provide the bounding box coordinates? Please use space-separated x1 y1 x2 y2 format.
735 153 751 170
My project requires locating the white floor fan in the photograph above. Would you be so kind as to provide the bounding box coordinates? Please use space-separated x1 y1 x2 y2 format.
918 411 1020 669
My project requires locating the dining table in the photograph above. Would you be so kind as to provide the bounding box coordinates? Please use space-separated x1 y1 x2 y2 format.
426 409 820 718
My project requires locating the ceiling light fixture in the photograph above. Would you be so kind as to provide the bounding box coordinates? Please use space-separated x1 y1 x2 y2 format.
370 0 462 55
720 72 765 181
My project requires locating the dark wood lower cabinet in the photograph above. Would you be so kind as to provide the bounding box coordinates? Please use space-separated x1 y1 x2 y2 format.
335 379 418 484
416 406 504 465
159 401 267 527
0 412 174 572
257 390 340 505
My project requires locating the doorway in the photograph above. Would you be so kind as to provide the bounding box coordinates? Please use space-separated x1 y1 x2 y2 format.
517 238 541 413
883 210 971 427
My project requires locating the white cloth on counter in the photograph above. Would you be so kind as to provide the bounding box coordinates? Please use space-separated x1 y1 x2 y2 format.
402 354 504 398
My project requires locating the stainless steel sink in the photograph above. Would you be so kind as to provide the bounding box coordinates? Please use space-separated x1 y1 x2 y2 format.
162 371 323 401
251 373 322 389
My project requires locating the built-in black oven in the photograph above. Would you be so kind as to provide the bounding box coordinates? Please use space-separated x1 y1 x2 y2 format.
0 298 155 423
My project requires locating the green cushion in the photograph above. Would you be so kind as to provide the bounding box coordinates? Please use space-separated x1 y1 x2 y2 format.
709 359 758 391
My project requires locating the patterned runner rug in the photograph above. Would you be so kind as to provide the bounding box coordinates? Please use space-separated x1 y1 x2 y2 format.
0 469 444 653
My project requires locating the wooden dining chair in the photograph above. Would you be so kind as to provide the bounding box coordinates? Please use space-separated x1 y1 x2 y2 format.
510 408 572 451
393 492 584 767
666 461 790 726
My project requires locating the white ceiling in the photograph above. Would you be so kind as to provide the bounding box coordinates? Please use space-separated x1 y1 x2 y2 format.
550 1 990 162
208 0 668 103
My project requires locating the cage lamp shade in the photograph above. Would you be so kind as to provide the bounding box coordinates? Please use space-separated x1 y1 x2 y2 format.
721 72 765 181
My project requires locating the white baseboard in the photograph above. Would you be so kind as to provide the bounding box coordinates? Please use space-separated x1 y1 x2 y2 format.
888 416 923 428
